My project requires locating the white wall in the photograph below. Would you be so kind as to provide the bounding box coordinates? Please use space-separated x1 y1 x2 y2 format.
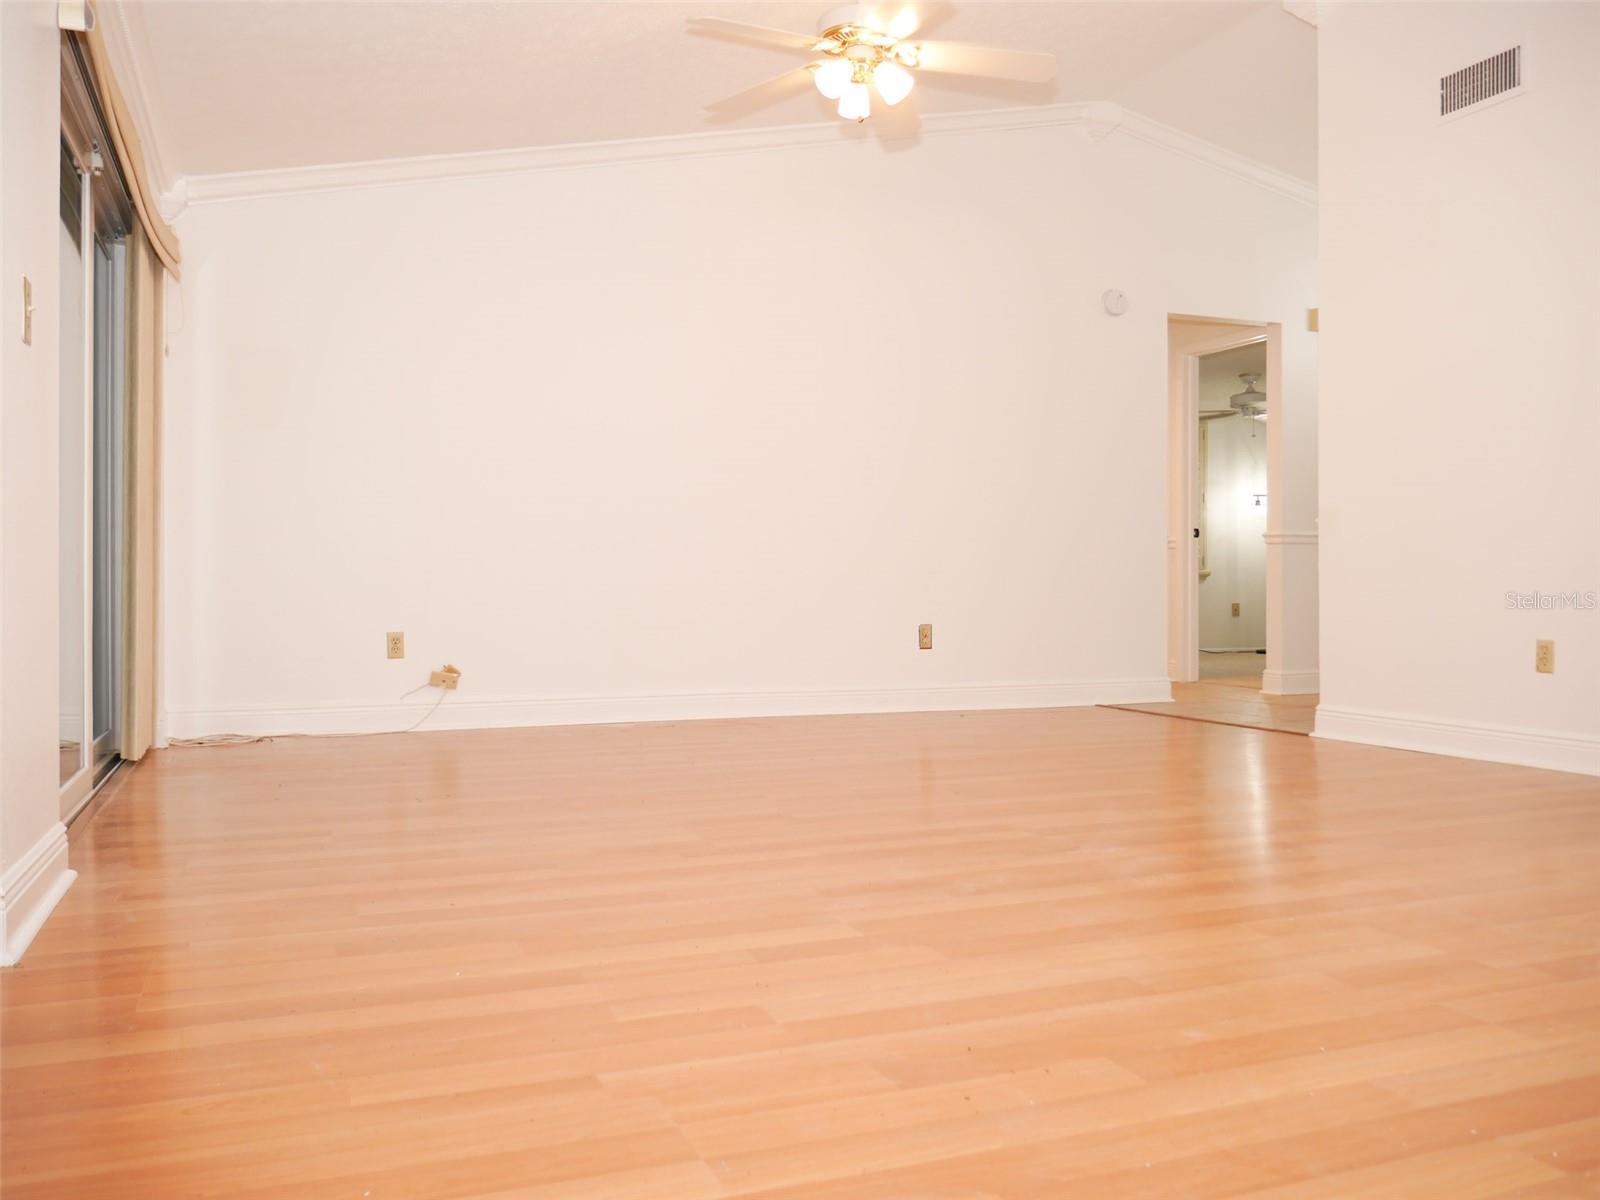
162 114 1318 737
1199 354 1268 651
1 0 76 964
1316 2 1600 774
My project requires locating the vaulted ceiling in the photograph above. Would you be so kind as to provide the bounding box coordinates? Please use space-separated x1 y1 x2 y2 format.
112 1 1317 186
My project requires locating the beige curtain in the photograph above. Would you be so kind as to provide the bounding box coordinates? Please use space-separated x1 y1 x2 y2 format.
71 17 181 278
119 226 163 760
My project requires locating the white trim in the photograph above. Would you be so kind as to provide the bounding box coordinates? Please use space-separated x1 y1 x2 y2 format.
1262 530 1318 545
167 101 1317 214
1314 706 1600 777
1283 1 1319 28
1 824 77 967
164 679 1174 740
1112 109 1317 206
1262 669 1320 695
1178 351 1203 682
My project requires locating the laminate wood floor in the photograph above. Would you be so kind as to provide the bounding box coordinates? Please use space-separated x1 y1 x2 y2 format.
3 707 1598 1199
1106 683 1320 736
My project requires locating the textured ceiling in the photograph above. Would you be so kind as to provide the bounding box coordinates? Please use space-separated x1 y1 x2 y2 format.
119 1 1317 182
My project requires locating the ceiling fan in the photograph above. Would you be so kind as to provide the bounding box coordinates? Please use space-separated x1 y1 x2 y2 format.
690 3 1056 125
1200 374 1269 422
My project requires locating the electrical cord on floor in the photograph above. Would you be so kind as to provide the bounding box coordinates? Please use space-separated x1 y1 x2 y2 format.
167 687 451 749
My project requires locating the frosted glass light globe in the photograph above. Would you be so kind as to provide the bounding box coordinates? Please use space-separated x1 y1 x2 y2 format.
814 59 852 100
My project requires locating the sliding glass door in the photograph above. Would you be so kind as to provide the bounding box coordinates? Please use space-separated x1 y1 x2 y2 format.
60 50 133 820
58 145 88 791
91 234 126 771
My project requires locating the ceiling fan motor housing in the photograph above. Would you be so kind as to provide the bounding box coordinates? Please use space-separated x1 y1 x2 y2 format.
1230 373 1267 417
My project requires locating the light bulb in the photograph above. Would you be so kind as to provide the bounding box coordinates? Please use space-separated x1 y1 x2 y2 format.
814 58 852 100
873 60 914 106
838 80 871 122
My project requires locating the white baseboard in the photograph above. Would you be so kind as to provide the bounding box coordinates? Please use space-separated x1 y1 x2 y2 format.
163 679 1174 741
1314 706 1600 777
1263 669 1320 696
1 823 76 967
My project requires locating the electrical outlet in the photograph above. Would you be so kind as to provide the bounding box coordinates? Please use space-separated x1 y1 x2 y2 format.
1536 639 1555 674
386 631 405 659
918 623 933 650
1231 602 1241 618
429 666 461 690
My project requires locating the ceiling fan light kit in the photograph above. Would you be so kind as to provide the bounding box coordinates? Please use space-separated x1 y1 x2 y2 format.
809 7 920 121
694 3 1056 126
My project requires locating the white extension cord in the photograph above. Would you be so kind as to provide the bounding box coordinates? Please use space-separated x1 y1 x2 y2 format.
167 685 451 749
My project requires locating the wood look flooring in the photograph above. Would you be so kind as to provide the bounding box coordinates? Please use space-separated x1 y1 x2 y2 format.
1107 682 1320 736
3 707 1599 1199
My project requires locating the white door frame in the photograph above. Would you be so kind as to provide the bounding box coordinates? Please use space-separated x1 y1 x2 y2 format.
1167 320 1271 684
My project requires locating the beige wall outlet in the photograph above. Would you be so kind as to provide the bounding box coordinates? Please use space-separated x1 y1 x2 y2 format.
386 631 405 659
1535 639 1555 674
1231 602 1241 618
918 623 933 650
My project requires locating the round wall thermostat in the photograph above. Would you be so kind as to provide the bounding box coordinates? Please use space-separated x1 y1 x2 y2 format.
1102 289 1129 316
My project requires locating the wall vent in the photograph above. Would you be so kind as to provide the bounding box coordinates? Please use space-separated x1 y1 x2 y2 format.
1440 46 1523 118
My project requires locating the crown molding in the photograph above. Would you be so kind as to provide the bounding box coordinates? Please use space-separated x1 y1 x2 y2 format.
1111 108 1318 208
93 0 178 217
170 100 1316 215
1283 1 1320 29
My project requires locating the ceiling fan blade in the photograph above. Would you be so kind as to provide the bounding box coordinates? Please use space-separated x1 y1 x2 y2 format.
886 1 953 40
706 63 819 119
687 17 822 53
911 40 1056 83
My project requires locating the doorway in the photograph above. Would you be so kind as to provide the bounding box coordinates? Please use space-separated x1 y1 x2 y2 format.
1113 315 1318 736
1197 340 1268 685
